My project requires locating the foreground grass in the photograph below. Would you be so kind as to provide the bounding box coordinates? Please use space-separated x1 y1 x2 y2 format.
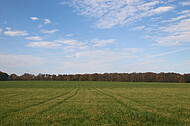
0 81 189 125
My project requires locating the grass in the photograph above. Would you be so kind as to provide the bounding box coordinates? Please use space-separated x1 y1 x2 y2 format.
0 81 189 126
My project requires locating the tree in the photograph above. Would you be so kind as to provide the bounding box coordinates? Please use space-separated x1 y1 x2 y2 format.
52 75 57 81
8 74 19 80
183 74 190 83
56 74 64 81
0 71 8 81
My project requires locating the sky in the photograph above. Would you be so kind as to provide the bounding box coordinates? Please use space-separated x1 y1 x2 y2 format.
0 0 190 75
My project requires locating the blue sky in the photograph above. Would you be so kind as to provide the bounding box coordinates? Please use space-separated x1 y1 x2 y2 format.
0 0 190 75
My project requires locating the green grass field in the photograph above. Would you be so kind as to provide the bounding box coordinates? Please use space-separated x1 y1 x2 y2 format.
0 81 189 126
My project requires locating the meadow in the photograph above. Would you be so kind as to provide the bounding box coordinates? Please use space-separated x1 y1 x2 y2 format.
0 81 189 126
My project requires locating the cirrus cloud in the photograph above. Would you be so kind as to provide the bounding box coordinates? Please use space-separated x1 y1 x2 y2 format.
71 0 174 28
153 18 190 46
180 1 190 6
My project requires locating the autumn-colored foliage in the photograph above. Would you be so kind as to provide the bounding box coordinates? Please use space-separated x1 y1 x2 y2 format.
0 71 189 83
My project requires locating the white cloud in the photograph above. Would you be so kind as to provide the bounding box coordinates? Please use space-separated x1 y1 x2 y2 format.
30 17 39 21
25 38 88 50
71 0 173 28
0 28 2 34
57 39 79 45
156 33 190 46
133 26 145 30
56 39 88 51
26 38 116 51
123 48 143 53
54 57 173 74
119 59 169 73
154 18 190 46
180 2 190 6
66 34 74 37
57 60 113 73
25 36 43 41
178 10 190 14
41 29 58 34
4 30 28 36
5 27 11 30
149 6 173 14
168 0 176 2
60 1 69 5
92 39 115 47
161 19 190 35
44 19 51 24
151 17 162 20
56 48 138 73
26 41 62 49
0 54 46 67
162 10 190 23
75 49 136 61
52 48 142 73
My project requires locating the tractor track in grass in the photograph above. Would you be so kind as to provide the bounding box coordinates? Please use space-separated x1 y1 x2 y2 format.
0 92 44 100
28 88 80 121
0 93 22 98
96 88 181 125
100 88 184 118
0 91 36 98
96 88 158 111
1 88 75 120
0 93 16 96
101 89 152 108
96 88 127 107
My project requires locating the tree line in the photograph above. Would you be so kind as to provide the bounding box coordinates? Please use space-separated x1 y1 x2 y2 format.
0 71 190 83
